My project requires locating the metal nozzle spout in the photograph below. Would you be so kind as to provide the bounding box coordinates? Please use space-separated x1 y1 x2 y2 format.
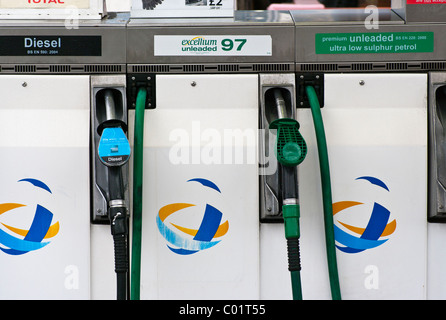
274 88 287 119
104 89 117 121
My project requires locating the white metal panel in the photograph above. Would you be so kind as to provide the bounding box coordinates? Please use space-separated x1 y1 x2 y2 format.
427 223 446 299
0 75 90 299
106 0 130 12
296 73 428 299
130 74 259 299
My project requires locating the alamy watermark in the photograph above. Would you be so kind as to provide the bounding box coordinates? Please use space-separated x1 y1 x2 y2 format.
364 5 379 30
168 121 278 175
64 264 80 290
64 5 80 29
364 265 379 290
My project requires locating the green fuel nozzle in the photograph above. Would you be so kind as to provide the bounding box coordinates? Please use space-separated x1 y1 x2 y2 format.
269 89 307 168
269 88 307 300
270 118 307 167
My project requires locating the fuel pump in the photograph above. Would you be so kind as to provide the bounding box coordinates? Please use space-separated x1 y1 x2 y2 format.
0 13 127 299
126 10 296 299
291 7 431 299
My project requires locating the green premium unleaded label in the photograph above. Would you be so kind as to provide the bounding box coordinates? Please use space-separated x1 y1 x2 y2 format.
315 32 434 54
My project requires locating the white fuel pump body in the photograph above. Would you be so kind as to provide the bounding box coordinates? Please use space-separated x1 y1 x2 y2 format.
129 74 260 299
287 73 427 299
0 75 91 299
262 73 428 299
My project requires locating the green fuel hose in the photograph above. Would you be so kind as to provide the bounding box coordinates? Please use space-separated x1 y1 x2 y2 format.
130 87 147 300
305 85 342 300
290 270 303 300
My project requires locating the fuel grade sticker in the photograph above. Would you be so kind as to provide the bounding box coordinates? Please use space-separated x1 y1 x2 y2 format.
315 32 434 54
154 35 272 56
0 36 101 56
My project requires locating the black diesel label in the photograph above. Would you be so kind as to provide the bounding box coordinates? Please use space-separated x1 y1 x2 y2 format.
0 36 102 56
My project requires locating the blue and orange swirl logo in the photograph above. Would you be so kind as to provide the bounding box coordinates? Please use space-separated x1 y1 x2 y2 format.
156 178 229 255
0 179 59 256
333 176 396 254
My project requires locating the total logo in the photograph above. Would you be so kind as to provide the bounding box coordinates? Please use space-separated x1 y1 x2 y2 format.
0 179 59 256
333 176 397 254
156 178 229 255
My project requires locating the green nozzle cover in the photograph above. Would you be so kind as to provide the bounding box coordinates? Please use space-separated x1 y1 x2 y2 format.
283 204 300 239
282 142 302 166
270 118 307 167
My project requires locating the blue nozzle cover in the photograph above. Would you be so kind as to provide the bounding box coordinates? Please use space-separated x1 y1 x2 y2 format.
98 127 131 167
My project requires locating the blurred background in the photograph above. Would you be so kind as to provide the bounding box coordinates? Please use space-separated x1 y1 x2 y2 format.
237 0 391 10
106 0 391 14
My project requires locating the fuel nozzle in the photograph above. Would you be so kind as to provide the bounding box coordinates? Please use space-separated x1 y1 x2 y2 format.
97 89 131 300
268 88 307 300
98 89 130 228
98 90 130 168
269 88 306 240
269 89 307 168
